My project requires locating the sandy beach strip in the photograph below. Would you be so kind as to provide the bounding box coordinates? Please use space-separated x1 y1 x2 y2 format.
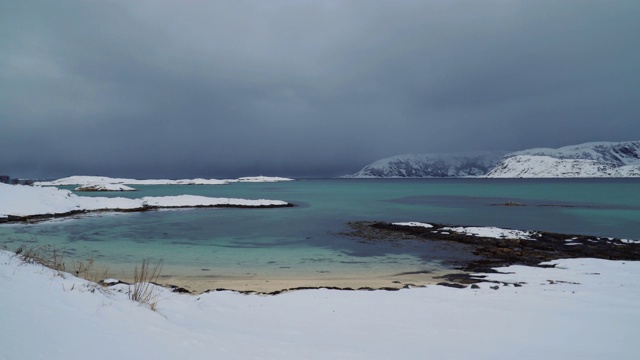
114 269 463 294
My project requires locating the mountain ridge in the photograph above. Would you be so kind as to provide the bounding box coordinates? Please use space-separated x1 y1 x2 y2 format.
348 151 507 178
349 141 640 178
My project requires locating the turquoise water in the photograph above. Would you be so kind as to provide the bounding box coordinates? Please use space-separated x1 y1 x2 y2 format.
1 179 639 278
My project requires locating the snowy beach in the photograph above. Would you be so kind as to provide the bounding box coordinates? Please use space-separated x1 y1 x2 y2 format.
1 250 639 359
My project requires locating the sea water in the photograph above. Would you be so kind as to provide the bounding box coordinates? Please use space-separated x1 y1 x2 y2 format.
1 179 639 279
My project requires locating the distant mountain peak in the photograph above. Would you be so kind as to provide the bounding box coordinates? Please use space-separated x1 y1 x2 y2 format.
348 151 507 178
349 141 640 178
486 141 640 178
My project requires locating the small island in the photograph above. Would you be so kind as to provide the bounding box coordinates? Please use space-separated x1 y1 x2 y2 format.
75 183 137 192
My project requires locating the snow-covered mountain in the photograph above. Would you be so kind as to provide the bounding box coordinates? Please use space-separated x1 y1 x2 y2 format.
486 141 640 178
349 152 507 178
504 141 640 166
349 141 640 178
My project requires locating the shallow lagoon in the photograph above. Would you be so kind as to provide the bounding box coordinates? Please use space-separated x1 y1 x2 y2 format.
2 179 639 289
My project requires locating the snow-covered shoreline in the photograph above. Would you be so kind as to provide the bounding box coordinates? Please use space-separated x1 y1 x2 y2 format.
35 175 294 187
1 249 638 359
0 183 291 222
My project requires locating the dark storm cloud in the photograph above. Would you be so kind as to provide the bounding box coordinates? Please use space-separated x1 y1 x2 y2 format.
2 0 639 178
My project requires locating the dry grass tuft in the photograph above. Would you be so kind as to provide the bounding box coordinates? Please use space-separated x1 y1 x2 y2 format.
71 258 111 283
12 244 66 272
9 245 164 310
10 245 111 284
129 258 163 310
72 257 94 278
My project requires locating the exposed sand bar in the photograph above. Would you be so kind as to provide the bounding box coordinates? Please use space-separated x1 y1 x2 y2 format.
115 269 464 294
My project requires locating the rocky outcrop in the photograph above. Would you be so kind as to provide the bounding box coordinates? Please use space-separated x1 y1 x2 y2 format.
346 221 640 276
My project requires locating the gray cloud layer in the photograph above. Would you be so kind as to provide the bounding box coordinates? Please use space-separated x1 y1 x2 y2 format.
2 0 639 178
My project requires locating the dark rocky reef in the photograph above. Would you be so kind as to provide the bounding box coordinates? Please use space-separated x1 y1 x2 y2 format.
345 221 640 286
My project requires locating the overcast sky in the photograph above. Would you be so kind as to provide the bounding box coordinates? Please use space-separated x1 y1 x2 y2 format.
2 0 639 179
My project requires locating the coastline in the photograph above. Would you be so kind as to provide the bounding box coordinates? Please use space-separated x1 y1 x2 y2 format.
134 268 464 294
4 246 640 359
0 202 294 224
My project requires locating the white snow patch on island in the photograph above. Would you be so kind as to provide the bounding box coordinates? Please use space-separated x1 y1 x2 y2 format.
0 183 141 218
75 183 137 192
444 226 537 240
35 176 230 186
227 176 294 183
141 195 288 208
35 175 294 187
392 222 433 228
1 251 639 359
621 239 640 244
0 183 288 219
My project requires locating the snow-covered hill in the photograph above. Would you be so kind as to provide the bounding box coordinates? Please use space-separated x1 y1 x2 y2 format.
349 141 640 178
487 141 640 178
349 152 507 178
507 141 640 166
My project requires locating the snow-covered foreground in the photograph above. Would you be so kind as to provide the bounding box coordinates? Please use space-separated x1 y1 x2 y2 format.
0 183 289 220
1 250 638 359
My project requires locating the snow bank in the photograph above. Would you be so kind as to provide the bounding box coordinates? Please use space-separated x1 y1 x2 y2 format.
0 183 289 219
1 250 639 359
